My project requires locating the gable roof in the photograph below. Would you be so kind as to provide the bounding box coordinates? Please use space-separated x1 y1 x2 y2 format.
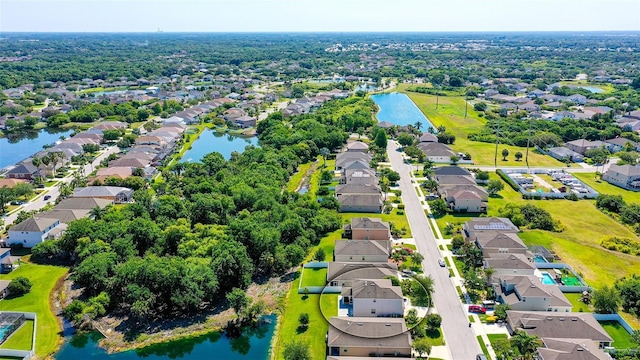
0 178 28 188
476 232 527 251
334 240 390 257
39 209 91 224
54 197 113 210
435 175 477 186
433 166 472 177
538 338 610 360
328 262 397 282
350 217 389 230
338 194 383 207
348 279 403 300
10 217 58 232
72 186 133 198
346 141 369 151
606 164 640 177
335 183 381 195
498 275 571 308
327 317 411 347
419 133 438 142
507 311 612 343
466 217 519 233
485 253 535 271
7 163 39 175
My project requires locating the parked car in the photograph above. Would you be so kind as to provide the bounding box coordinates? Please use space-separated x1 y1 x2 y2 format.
44 195 51 201
476 354 488 360
438 258 446 267
37 184 45 189
468 305 486 314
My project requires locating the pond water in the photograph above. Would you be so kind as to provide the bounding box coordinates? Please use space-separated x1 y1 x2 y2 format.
370 92 435 129
55 315 276 360
0 128 74 169
577 86 604 94
181 130 259 161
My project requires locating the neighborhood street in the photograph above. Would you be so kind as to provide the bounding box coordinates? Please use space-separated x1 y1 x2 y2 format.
2 145 120 229
387 140 482 359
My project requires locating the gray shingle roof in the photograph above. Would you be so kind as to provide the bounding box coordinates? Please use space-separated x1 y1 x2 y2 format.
327 317 411 346
334 240 390 257
10 217 58 232
350 217 389 230
349 279 403 300
507 311 612 343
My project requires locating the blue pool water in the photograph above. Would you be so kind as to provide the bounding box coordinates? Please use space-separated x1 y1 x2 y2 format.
370 92 436 129
577 86 604 94
534 255 548 263
541 273 556 285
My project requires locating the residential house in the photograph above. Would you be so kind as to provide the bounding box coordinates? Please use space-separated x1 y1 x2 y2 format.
0 248 20 273
40 209 91 224
484 253 536 279
7 217 62 248
327 317 412 357
346 141 369 153
494 275 572 312
604 138 640 153
433 166 472 177
0 178 28 189
602 164 640 191
472 231 529 257
568 94 588 105
377 121 395 129
537 338 611 360
93 167 133 182
506 311 613 349
552 111 577 121
6 163 42 181
335 184 381 198
343 217 391 240
54 197 114 211
163 116 186 126
135 136 166 147
340 160 372 174
334 240 391 263
342 279 404 317
71 186 134 203
434 175 477 186
335 152 372 170
565 139 607 155
327 262 398 287
419 133 437 143
547 147 584 163
464 217 519 237
338 194 383 213
0 280 10 298
340 169 378 185
233 115 257 128
442 187 487 213
417 142 455 163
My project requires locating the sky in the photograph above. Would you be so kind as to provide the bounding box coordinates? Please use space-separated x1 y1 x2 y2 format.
1 0 639 32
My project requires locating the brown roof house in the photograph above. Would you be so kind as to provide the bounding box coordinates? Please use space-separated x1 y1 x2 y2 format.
484 253 536 278
6 163 42 180
340 169 379 185
537 338 611 360
71 186 134 203
334 240 391 263
343 217 391 240
442 185 488 213
327 262 398 288
506 311 613 349
233 115 257 129
338 194 383 214
346 141 369 153
327 317 412 357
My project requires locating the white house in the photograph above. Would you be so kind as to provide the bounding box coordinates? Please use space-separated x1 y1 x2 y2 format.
344 279 404 317
495 275 572 312
8 217 62 248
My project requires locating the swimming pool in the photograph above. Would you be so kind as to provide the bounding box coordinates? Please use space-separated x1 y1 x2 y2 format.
534 255 548 263
541 273 556 285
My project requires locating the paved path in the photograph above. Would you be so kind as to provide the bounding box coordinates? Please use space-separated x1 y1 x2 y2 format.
387 140 482 360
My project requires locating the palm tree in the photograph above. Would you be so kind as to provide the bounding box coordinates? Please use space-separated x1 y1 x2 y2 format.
414 121 423 132
510 331 539 360
484 266 495 285
319 148 330 168
89 206 105 220
391 251 403 264
31 157 41 168
59 183 73 199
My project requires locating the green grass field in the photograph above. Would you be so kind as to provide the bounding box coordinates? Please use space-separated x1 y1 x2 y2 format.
0 320 34 350
600 321 634 349
397 84 564 167
573 173 640 203
425 328 444 346
477 335 489 358
300 268 328 287
564 293 592 313
0 263 68 358
487 333 508 344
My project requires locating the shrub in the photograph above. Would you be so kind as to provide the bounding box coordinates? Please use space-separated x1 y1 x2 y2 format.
313 248 326 261
298 313 309 324
398 204 405 210
600 236 640 256
565 192 579 201
451 234 465 250
496 169 520 191
7 277 32 296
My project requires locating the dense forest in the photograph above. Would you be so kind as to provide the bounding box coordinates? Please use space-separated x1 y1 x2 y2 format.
30 97 375 322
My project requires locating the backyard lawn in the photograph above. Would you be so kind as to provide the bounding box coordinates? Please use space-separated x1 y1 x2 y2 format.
397 84 564 167
573 173 640 203
564 293 592 313
0 319 34 351
341 210 412 238
273 270 334 360
0 263 68 358
300 268 328 287
432 172 640 288
600 321 634 349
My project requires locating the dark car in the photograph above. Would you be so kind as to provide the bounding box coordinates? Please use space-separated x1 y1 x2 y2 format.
44 195 51 201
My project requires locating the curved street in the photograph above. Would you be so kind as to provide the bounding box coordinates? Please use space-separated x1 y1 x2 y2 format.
387 140 482 359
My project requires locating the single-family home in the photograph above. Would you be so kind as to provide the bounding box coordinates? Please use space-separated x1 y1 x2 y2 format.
443 187 487 213
327 262 398 288
335 184 381 198
334 240 391 263
0 248 20 273
40 209 91 224
327 317 412 358
233 115 257 129
484 253 536 279
602 164 640 191
537 338 611 360
547 147 584 163
419 133 438 143
433 166 472 177
343 217 391 240
417 142 455 163
340 160 371 174
342 279 404 317
0 178 28 189
7 217 63 248
494 275 572 312
335 152 372 170
464 217 519 237
6 163 42 180
54 197 113 211
472 231 529 257
71 186 134 203
338 194 383 213
506 311 613 349
340 169 378 185
604 138 640 153
565 139 607 155
346 141 369 153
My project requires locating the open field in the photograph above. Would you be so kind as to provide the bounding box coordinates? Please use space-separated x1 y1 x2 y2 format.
0 263 68 358
573 173 640 203
0 319 34 351
433 172 640 288
397 84 564 167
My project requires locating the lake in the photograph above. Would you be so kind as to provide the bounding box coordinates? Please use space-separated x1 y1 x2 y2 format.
181 130 259 161
0 128 74 169
55 315 276 360
370 92 435 129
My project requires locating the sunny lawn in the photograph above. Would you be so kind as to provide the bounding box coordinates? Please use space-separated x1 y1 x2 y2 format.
0 263 68 358
300 268 328 288
287 161 315 192
0 319 34 351
340 210 412 238
397 84 564 167
487 333 508 344
273 271 335 360
600 321 635 349
564 293 592 313
573 173 640 204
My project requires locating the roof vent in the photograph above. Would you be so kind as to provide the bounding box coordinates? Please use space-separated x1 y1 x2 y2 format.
571 318 578 321
577 347 584 351
385 323 391 326
546 317 553 320
559 317 565 321
357 322 363 326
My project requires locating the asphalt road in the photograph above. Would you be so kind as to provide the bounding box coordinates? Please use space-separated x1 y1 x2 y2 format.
387 140 481 359
2 145 120 228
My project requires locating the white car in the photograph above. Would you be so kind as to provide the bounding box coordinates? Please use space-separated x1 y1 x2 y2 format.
438 258 446 267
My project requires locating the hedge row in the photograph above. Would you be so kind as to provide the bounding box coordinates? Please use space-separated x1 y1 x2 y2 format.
496 169 520 192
